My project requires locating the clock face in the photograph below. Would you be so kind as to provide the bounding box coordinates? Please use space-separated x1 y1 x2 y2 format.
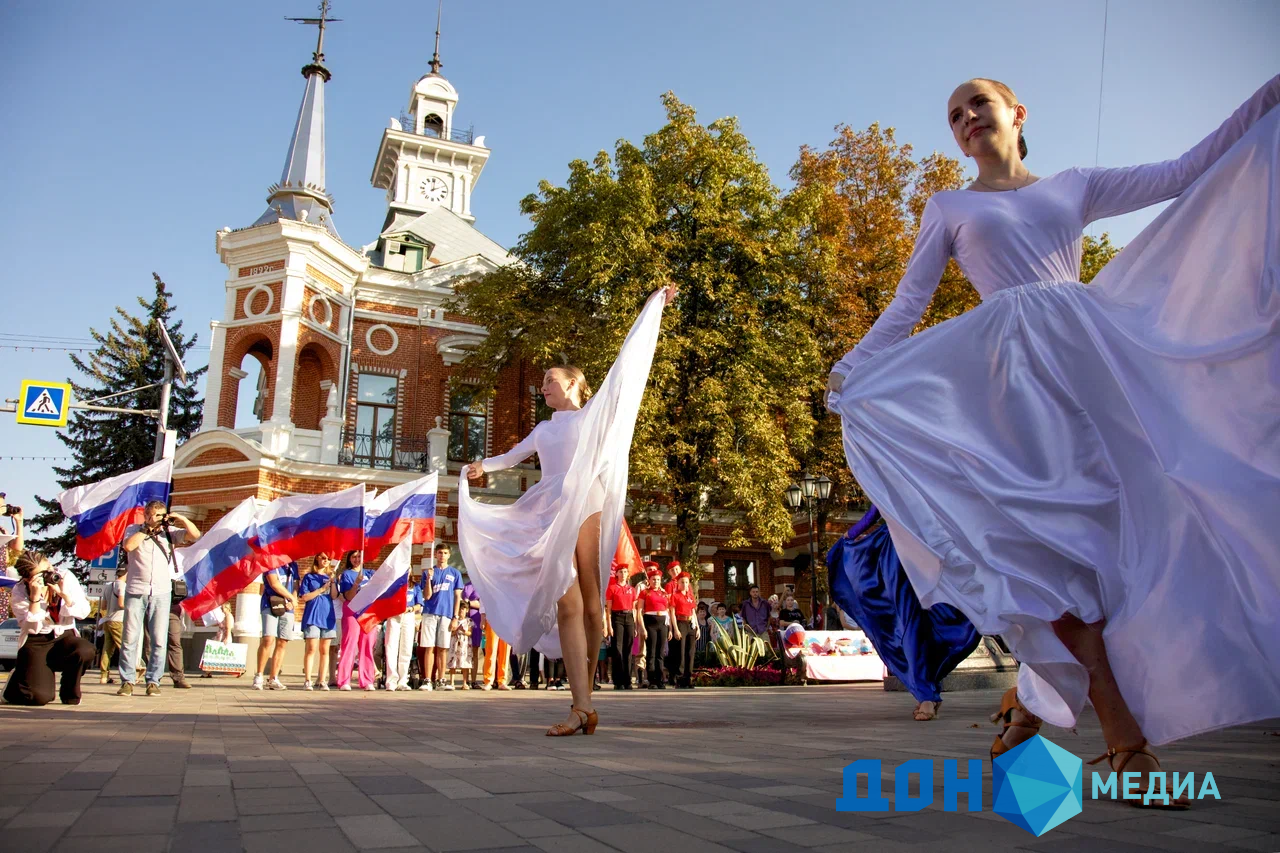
418 176 449 205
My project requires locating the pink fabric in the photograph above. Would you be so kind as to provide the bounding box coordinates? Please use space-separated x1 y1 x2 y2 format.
336 603 376 688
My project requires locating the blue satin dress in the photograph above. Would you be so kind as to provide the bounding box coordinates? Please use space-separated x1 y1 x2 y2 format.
827 506 979 704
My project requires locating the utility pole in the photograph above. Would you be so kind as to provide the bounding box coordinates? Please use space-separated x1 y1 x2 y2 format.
153 322 187 462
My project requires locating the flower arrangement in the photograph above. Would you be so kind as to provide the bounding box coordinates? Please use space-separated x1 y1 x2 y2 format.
693 666 787 687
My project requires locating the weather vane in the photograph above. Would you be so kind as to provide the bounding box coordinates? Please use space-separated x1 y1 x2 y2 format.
286 0 342 66
428 0 443 75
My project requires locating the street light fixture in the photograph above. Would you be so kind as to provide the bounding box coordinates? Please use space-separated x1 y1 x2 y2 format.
800 472 817 499
786 470 833 625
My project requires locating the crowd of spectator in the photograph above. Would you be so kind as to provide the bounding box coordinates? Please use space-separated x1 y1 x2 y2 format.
2 487 837 700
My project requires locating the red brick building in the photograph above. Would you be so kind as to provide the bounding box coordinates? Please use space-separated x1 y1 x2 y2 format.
172 36 828 643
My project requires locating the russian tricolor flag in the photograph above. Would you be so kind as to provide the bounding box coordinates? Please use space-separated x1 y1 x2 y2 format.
363 473 437 562
179 485 366 620
57 459 173 561
252 484 366 565
177 497 275 620
348 537 414 632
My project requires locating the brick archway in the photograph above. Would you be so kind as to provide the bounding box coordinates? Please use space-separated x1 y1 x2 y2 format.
221 334 275 428
292 342 336 430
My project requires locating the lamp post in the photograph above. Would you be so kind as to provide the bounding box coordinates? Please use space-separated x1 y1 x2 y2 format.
785 472 832 623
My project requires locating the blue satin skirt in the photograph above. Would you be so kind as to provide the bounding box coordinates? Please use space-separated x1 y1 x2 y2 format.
827 523 979 703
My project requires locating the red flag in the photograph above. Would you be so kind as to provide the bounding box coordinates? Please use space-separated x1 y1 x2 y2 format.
610 519 645 581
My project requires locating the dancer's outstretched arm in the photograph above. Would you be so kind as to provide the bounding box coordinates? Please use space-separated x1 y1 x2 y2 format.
1083 75 1280 223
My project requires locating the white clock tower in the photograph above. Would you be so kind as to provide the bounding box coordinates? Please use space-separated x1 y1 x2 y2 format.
370 23 488 222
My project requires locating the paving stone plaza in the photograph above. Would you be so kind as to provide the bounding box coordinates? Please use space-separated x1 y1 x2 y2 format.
1 681 1277 853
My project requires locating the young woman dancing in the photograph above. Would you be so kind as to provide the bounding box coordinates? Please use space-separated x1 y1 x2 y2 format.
458 285 677 736
826 505 979 723
827 75 1280 806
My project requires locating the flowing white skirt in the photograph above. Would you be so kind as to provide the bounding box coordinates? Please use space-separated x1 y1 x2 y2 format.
457 292 666 659
830 106 1280 744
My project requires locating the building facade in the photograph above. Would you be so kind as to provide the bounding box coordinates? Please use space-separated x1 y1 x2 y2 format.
172 32 826 642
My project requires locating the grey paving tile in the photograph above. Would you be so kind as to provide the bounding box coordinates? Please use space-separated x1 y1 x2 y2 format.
524 800 647 829
29 789 99 811
582 823 743 853
8 809 84 829
177 786 236 823
528 836 623 853
351 775 433 796
65 804 177 836
398 813 527 851
54 834 169 853
336 814 422 849
101 775 183 797
499 818 577 838
0 827 61 853
169 820 242 853
243 827 358 853
372 792 457 817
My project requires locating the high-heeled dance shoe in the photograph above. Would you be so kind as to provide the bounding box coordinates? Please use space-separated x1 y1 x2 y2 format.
990 687 1041 758
1088 740 1191 810
546 705 598 736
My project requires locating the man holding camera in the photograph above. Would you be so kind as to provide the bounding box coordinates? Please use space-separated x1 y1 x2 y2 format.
117 500 199 696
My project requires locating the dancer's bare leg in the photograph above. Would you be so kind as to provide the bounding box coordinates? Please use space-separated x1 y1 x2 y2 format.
1051 614 1189 806
551 512 603 732
576 513 604 697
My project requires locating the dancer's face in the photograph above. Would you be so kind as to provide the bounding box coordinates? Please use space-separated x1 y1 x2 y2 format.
947 80 1025 160
541 369 579 410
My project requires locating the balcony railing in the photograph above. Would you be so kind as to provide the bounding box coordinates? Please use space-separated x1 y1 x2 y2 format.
339 430 432 472
396 115 476 145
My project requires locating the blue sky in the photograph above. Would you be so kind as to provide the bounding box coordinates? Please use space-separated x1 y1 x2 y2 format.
1 0 1276 526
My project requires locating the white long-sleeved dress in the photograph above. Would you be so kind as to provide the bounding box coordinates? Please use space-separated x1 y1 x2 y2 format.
457 291 667 658
828 76 1280 744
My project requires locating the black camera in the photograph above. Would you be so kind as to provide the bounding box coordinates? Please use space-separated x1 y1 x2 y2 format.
41 569 61 586
0 493 19 516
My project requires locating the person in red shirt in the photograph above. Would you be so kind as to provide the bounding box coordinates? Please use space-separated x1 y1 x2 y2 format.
603 563 637 690
661 560 682 685
637 569 670 689
669 572 700 688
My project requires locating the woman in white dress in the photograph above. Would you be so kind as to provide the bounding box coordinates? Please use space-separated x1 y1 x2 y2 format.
827 75 1280 800
459 285 677 736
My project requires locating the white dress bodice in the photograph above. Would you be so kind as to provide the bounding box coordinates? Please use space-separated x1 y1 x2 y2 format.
834 75 1280 377
479 406 588 479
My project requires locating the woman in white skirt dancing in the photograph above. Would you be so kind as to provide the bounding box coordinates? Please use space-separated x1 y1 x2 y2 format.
459 285 677 736
827 74 1280 803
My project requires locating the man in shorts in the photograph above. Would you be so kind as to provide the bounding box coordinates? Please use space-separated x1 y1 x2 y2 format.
417 545 462 691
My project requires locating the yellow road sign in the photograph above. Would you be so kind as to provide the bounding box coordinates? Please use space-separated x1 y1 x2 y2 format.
16 380 72 427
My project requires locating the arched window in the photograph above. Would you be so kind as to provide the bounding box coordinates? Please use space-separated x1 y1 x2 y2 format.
231 339 273 428
423 113 444 138
354 374 398 469
292 344 333 431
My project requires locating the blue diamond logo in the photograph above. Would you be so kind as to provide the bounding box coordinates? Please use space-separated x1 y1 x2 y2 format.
992 735 1083 836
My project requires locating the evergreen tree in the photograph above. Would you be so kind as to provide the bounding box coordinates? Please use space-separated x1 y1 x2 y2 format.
27 274 207 565
453 94 819 564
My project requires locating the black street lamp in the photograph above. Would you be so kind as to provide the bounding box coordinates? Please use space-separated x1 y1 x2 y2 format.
786 472 832 622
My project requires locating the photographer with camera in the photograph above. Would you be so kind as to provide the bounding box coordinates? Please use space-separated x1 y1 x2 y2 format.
117 500 200 696
1 494 24 565
2 550 95 706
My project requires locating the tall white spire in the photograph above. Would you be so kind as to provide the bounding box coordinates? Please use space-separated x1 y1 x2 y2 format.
253 1 341 239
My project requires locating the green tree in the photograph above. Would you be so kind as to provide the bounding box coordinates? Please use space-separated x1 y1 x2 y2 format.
453 93 819 564
787 124 972 587
1080 232 1120 283
27 274 207 565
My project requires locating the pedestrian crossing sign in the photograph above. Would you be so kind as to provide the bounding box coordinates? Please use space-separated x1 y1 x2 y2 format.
16 380 72 427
